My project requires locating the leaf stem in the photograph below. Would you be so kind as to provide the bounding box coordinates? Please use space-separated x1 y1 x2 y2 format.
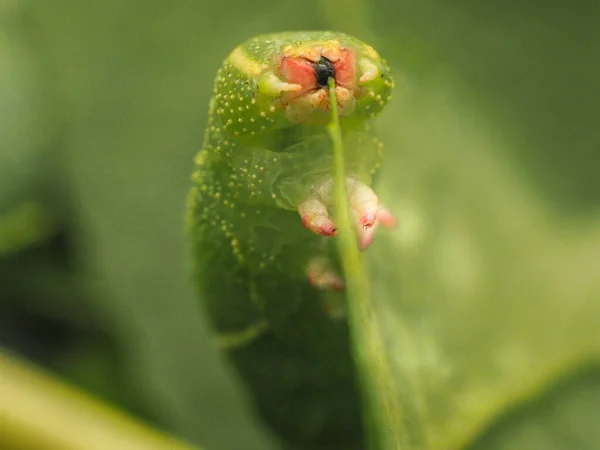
326 77 406 450
0 349 200 450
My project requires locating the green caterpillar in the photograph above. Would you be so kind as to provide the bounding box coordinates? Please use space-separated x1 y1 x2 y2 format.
188 31 394 450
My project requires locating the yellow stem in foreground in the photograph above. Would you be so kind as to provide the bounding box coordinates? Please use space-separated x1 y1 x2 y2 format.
0 349 200 450
326 77 406 450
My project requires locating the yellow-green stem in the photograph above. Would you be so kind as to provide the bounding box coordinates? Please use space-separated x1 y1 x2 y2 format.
326 77 406 450
0 349 200 450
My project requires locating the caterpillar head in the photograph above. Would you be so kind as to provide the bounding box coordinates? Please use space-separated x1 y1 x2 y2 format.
263 37 393 125
218 32 393 134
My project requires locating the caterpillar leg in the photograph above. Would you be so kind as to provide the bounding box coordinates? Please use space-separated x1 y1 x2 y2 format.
351 205 396 250
297 178 397 249
298 196 338 237
307 256 345 291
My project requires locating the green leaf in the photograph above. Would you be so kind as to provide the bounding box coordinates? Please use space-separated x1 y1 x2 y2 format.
324 1 600 447
368 78 600 447
468 366 600 450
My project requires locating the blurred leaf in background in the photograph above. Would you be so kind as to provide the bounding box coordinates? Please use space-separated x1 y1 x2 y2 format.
364 0 600 447
0 0 598 449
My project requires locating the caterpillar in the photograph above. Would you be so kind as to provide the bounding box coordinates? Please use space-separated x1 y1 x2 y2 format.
188 31 394 450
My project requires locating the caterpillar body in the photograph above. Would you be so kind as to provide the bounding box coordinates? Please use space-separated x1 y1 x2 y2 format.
188 31 394 450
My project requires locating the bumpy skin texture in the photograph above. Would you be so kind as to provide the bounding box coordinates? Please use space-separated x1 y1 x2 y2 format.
188 31 393 450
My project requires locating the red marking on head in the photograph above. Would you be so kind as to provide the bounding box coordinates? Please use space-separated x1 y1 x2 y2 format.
280 50 356 93
333 49 356 90
279 57 317 100
277 47 358 121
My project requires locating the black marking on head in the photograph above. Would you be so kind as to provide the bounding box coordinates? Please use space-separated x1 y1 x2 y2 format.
315 57 335 88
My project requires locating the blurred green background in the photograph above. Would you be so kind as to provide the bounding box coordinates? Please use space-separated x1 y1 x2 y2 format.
0 0 598 449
